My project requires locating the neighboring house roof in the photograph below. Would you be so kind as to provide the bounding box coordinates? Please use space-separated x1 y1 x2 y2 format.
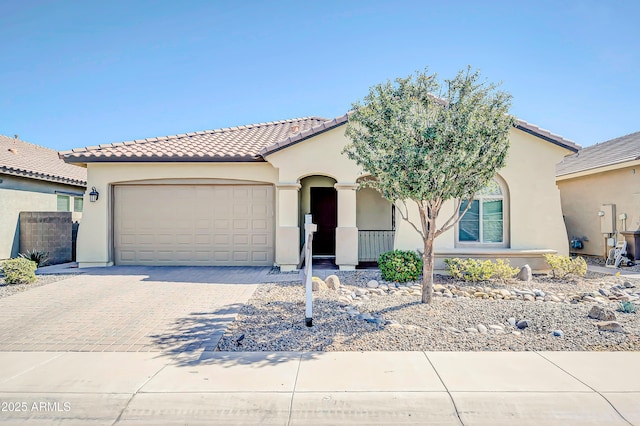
0 135 87 186
556 131 640 177
60 114 579 164
60 117 328 163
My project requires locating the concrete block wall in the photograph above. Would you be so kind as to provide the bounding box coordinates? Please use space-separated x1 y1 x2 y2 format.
19 212 72 265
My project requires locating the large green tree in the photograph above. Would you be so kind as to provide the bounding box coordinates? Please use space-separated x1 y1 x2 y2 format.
344 67 515 303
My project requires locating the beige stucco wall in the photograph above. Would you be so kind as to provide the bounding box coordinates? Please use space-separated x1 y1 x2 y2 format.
75 124 573 271
0 174 84 259
76 162 278 266
356 187 393 230
393 127 572 270
557 165 640 257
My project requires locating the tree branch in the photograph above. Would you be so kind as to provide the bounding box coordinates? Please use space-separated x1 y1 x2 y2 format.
434 197 475 238
395 200 425 239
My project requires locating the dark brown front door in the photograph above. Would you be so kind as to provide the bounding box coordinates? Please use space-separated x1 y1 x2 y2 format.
310 187 337 255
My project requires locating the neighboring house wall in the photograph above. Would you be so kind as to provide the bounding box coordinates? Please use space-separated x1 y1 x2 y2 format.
0 174 84 259
557 165 640 257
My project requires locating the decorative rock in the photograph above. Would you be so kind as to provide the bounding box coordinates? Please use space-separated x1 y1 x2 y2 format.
477 324 488 334
446 326 462 334
523 294 535 302
464 327 479 333
325 275 341 290
533 289 545 297
379 284 389 291
552 330 564 337
387 323 403 329
516 319 530 329
355 288 368 296
517 264 532 281
624 281 635 288
595 321 625 333
433 284 446 292
507 317 517 327
337 297 352 306
598 288 611 297
311 277 325 291
489 324 504 331
511 331 521 336
588 305 617 321
357 313 374 321
366 280 379 289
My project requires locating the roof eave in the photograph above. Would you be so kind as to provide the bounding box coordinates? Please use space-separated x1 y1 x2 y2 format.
556 158 640 181
515 122 580 153
0 166 87 187
61 154 266 164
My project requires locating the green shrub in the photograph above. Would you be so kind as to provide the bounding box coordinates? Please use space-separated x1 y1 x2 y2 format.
378 250 422 282
543 254 587 279
444 258 518 282
618 301 637 314
19 249 49 267
1 258 37 285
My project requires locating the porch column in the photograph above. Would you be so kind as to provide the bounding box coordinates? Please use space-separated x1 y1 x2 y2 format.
276 182 301 271
335 182 359 270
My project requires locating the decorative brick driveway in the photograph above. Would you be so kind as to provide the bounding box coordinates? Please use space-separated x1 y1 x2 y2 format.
0 266 266 353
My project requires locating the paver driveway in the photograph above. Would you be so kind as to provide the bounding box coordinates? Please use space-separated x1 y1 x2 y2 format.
0 266 265 353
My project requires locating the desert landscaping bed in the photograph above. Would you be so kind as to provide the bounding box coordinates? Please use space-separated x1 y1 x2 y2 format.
217 270 640 352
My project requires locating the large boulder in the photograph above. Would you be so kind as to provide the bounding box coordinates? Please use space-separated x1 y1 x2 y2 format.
517 264 532 281
595 321 625 333
588 305 617 321
325 274 341 290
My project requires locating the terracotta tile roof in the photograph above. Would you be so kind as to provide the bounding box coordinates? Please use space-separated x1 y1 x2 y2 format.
557 130 640 177
259 114 580 157
259 113 350 156
0 135 87 186
60 114 578 165
60 117 328 163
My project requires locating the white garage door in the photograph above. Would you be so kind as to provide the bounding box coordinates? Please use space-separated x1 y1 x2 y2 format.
114 184 274 266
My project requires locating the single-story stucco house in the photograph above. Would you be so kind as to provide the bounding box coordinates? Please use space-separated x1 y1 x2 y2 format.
60 114 579 272
1 135 87 259
557 131 640 260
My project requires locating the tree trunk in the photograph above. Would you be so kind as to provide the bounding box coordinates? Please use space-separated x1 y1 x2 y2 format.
421 235 435 303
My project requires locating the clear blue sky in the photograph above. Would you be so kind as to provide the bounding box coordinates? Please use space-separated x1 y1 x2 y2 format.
1 0 638 151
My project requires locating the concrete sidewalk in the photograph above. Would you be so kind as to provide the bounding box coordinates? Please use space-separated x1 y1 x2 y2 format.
0 351 638 425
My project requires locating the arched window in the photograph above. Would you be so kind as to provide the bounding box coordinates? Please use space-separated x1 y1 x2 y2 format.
457 177 508 246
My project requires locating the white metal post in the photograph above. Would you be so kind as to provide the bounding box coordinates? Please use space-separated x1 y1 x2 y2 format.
303 214 317 327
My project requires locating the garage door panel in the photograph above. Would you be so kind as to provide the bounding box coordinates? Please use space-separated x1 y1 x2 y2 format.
115 184 274 266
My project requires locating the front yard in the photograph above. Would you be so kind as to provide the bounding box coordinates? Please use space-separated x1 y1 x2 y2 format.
217 270 640 352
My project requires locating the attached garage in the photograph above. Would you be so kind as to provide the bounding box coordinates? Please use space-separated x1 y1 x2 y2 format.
114 184 274 266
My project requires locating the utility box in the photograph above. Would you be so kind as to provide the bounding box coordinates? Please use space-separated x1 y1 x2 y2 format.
600 204 616 234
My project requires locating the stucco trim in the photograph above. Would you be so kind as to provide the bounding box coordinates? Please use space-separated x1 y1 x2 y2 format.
334 183 358 191
276 182 302 190
556 159 640 181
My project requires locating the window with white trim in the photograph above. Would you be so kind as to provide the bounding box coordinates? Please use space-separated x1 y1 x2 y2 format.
458 179 506 245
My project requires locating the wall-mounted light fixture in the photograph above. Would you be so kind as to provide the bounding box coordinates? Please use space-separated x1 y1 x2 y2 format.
597 211 605 217
89 187 99 202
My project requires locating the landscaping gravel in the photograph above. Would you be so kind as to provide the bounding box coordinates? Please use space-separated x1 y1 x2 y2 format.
217 270 640 352
0 274 78 299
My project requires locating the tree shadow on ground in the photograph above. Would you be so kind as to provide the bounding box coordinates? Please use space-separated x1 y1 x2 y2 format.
149 302 319 367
